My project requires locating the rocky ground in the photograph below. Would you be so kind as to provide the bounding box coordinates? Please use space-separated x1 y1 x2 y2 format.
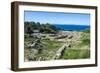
24 30 90 61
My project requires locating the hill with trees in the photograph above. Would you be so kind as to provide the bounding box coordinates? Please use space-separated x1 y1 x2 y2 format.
24 21 59 35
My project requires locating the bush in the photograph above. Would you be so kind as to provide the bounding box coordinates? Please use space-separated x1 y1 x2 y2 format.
61 49 90 59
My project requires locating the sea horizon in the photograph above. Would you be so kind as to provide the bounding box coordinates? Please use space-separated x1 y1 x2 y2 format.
24 21 90 31
53 24 90 31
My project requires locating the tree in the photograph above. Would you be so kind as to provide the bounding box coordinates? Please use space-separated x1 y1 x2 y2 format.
24 21 59 34
27 27 33 37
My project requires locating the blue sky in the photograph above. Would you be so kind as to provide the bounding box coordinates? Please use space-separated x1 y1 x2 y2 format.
24 11 90 25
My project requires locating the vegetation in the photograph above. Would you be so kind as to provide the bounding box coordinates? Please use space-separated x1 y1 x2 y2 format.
81 29 90 33
24 21 90 61
24 21 59 35
60 29 90 59
61 49 90 59
24 37 64 61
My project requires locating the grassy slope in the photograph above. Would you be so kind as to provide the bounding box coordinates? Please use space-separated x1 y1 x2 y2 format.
24 29 90 61
62 49 90 59
61 29 90 59
24 37 64 61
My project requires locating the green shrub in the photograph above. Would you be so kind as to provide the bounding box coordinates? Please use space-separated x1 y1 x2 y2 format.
61 49 90 59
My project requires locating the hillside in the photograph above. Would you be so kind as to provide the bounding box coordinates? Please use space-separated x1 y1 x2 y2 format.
24 22 59 34
24 21 90 61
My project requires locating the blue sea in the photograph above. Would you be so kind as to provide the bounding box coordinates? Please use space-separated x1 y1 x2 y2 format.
53 24 90 31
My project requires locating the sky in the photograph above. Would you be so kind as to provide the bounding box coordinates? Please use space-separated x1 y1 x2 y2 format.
24 11 90 25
